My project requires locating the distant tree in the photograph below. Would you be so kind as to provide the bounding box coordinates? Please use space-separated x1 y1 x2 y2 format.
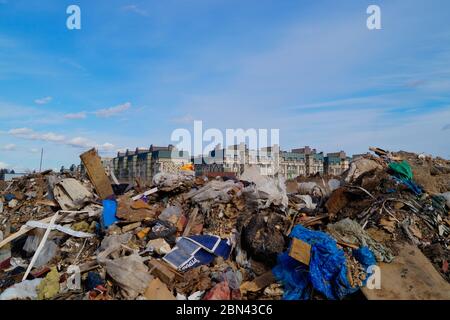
10 169 15 174
69 164 76 172
60 166 65 173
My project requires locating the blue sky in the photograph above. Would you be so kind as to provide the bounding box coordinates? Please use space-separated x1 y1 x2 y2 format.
1 0 450 171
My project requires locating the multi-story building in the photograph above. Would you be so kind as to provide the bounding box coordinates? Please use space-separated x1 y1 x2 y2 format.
306 152 324 175
291 146 324 176
194 143 281 178
111 143 354 182
324 151 351 176
279 152 306 179
100 157 114 176
112 145 190 183
80 155 114 176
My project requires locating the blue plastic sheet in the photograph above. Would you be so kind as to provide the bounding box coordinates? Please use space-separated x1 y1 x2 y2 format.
392 176 422 195
272 225 376 300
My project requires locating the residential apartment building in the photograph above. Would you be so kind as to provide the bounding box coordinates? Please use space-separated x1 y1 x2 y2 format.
194 143 280 178
80 156 113 176
195 144 330 180
110 143 355 182
324 151 351 176
279 152 307 179
291 146 324 176
113 145 190 183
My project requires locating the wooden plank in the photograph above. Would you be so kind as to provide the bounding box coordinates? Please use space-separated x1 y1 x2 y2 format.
289 238 311 265
362 242 450 300
144 278 176 300
0 216 53 249
80 148 113 199
148 259 180 286
240 271 275 294
182 207 199 237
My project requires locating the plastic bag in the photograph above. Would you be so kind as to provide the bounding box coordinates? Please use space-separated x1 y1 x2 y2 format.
34 241 58 268
223 269 242 290
294 195 316 210
0 278 43 300
343 158 382 183
159 205 182 224
152 171 194 191
240 166 288 209
328 179 341 192
189 180 238 203
440 192 450 208
297 182 318 195
101 254 153 299
0 230 11 262
23 235 58 267
203 281 231 300
98 233 132 254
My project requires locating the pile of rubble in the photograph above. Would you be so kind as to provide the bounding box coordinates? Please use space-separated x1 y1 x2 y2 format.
0 147 449 300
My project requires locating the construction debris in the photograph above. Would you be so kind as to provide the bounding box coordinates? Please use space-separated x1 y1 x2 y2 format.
0 147 449 300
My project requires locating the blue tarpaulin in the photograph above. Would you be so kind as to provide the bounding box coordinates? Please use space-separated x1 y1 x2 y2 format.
272 225 376 300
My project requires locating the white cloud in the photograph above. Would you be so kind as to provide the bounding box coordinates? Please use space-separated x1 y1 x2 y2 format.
34 96 53 105
39 132 65 142
95 102 131 118
171 114 194 124
67 137 94 149
64 137 115 152
99 143 115 152
1 143 16 151
29 148 40 154
122 4 148 16
64 112 87 119
9 127 33 135
8 128 114 152
9 127 65 142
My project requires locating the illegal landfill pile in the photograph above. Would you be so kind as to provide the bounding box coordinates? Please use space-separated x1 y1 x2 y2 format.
0 147 449 300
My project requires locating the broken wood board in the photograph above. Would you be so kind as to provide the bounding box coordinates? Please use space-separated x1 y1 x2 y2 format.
182 208 199 237
144 278 176 300
289 238 311 265
240 271 275 295
53 178 92 210
80 148 114 199
116 196 160 222
0 216 53 249
35 199 59 207
362 242 450 300
148 259 181 286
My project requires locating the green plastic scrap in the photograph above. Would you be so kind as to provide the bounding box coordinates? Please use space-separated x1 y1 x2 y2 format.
37 267 60 300
388 160 413 180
